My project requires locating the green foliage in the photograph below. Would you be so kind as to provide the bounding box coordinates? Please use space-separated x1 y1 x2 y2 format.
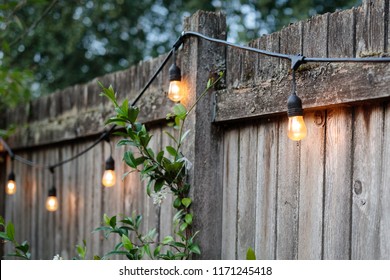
99 73 224 259
246 247 256 260
0 216 31 260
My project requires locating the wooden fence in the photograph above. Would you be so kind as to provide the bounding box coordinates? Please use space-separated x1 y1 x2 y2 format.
1 0 389 259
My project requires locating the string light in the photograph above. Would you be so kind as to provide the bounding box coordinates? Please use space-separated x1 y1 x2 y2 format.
287 69 307 141
46 186 58 212
102 135 116 188
168 48 183 102
46 168 58 212
6 171 16 195
0 30 389 201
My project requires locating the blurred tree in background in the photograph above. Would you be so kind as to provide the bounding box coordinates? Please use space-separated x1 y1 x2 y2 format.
0 0 361 110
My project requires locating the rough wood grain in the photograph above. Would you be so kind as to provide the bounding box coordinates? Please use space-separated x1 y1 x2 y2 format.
276 118 300 259
298 111 326 259
302 13 329 57
221 128 239 260
182 11 226 259
215 63 390 123
351 104 383 259
380 101 390 259
323 107 353 259
356 0 386 56
255 118 279 260
237 124 257 259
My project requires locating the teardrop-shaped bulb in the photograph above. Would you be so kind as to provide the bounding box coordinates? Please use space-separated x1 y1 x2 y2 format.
168 80 183 102
287 115 307 141
46 196 58 212
102 170 116 187
6 180 16 195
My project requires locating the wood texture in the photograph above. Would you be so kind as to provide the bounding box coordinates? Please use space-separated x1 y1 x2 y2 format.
221 128 239 259
323 108 353 259
298 111 326 259
237 124 258 259
351 105 383 259
255 118 278 260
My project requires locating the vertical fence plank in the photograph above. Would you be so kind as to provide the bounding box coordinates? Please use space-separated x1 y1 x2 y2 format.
298 111 326 259
255 119 279 260
221 128 239 259
324 108 353 259
380 102 390 259
276 118 300 260
351 105 383 259
328 10 355 57
356 0 386 56
276 21 302 260
237 124 258 259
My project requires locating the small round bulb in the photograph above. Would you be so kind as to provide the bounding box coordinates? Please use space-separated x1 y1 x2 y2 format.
102 169 116 187
6 180 16 195
46 196 58 212
288 115 307 141
168 80 183 102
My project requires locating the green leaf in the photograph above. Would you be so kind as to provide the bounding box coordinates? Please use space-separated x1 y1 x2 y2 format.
6 222 14 241
173 198 181 209
120 99 129 117
189 244 201 255
117 139 134 146
246 247 256 260
180 130 191 144
181 198 192 208
154 179 164 192
128 106 140 123
173 103 187 118
93 255 101 260
124 151 137 168
162 236 174 245
207 78 212 88
122 235 133 251
166 146 178 157
105 117 127 126
179 222 188 232
102 250 129 260
0 216 6 226
0 232 11 241
146 180 153 196
184 213 193 225
103 214 110 225
109 216 117 228
156 151 164 163
154 245 162 257
143 244 152 259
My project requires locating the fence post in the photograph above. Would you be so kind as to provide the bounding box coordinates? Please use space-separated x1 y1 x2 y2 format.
181 11 226 259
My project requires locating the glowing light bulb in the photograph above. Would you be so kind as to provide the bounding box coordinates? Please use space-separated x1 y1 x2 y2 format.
102 169 116 187
288 115 307 141
6 180 16 195
102 155 116 187
168 80 183 102
287 93 307 141
168 62 183 102
6 171 16 195
46 187 58 212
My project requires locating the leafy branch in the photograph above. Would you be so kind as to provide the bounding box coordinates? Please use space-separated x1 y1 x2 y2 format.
0 216 31 260
98 71 224 259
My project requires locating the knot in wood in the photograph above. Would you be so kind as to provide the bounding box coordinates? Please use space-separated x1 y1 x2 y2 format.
354 180 363 195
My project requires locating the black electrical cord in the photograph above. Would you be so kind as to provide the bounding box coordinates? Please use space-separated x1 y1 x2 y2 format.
2 30 390 170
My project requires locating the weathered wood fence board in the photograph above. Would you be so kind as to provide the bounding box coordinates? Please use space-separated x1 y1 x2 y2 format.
1 0 390 260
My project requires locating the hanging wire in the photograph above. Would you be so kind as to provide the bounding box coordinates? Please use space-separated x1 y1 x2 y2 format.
2 30 390 171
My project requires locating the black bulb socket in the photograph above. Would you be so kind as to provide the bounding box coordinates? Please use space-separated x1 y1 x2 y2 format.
287 93 303 117
105 156 115 171
8 171 15 181
169 63 181 82
48 186 57 197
